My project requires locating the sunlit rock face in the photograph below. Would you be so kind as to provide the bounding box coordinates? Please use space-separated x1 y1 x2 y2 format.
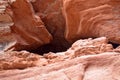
63 0 120 44
0 37 113 70
0 37 120 80
0 0 120 80
3 0 52 51
1 0 120 52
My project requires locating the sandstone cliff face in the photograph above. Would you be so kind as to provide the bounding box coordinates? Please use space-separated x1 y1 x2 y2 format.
1 0 120 51
1 0 120 80
63 0 120 43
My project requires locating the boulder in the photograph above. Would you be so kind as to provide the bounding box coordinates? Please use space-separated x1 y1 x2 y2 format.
7 0 52 51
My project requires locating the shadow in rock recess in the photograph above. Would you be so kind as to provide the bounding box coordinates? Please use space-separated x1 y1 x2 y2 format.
29 39 119 55
29 43 71 55
108 42 119 48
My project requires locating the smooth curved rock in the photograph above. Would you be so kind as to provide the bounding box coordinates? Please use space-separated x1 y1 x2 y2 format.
63 0 120 43
2 0 120 52
7 0 52 51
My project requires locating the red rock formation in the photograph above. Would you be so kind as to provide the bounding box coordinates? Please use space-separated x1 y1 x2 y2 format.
0 52 120 80
0 37 120 80
43 37 113 63
31 0 70 52
0 37 112 69
1 0 120 52
66 37 113 58
63 0 120 44
0 0 120 80
0 51 42 70
0 0 14 51
6 0 52 51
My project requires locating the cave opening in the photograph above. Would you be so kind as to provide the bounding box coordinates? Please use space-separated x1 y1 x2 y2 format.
28 38 120 55
29 42 71 55
108 42 119 48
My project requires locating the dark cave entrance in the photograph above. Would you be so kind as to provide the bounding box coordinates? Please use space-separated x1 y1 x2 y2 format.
29 42 120 55
28 38 120 55
29 41 71 55
108 42 119 48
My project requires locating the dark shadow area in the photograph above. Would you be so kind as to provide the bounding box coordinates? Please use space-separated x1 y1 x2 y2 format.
29 40 71 55
108 42 119 48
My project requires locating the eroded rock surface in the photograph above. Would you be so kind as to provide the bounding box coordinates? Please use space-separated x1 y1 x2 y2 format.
7 0 52 51
1 0 120 51
0 0 14 51
63 0 120 44
0 37 120 80
43 37 113 63
0 0 120 80
0 37 112 70
0 0 53 51
66 37 113 58
32 0 70 52
0 51 41 70
0 52 120 80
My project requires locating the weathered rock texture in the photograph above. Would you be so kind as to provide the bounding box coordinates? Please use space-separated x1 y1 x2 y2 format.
0 51 41 70
0 0 14 51
31 0 70 52
65 37 113 58
1 0 120 52
0 37 120 80
0 37 112 70
63 0 120 43
0 0 120 79
7 0 52 51
0 52 120 80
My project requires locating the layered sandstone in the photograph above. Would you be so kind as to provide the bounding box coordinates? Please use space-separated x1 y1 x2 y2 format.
0 37 120 80
1 0 120 51
0 51 41 70
63 0 120 43
0 0 120 80
0 51 120 80
0 37 112 70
